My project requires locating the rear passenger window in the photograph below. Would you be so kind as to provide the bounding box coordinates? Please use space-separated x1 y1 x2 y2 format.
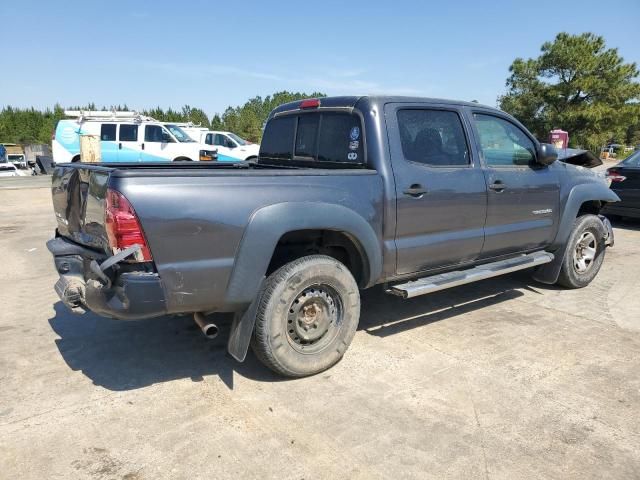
119 124 138 142
397 109 469 166
259 112 364 165
100 124 116 141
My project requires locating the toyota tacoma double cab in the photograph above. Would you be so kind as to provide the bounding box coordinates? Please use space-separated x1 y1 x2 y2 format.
48 96 619 377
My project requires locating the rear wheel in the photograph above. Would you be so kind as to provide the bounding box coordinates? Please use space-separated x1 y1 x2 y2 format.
251 255 360 377
556 214 606 289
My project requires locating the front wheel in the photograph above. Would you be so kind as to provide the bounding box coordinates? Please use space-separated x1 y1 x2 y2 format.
251 255 360 377
556 214 606 289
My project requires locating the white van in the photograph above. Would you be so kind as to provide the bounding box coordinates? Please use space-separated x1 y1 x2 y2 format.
0 145 19 177
52 111 219 163
191 130 260 162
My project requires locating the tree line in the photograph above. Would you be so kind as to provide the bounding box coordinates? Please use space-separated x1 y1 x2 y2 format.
2 33 639 154
0 91 324 145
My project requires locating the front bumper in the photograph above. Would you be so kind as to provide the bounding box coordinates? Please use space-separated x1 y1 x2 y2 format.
48 237 167 320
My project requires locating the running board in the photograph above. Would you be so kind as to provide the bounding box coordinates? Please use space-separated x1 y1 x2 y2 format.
388 251 554 299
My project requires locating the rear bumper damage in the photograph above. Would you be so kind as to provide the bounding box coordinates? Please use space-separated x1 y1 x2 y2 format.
48 237 167 320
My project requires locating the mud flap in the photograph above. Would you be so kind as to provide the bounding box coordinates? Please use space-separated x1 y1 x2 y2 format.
227 293 261 362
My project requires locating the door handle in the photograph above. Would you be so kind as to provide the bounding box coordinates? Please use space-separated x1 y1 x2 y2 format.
403 184 428 197
118 142 122 150
141 143 145 150
489 180 506 192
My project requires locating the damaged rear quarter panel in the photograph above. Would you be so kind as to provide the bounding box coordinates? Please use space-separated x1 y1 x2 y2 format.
109 170 383 314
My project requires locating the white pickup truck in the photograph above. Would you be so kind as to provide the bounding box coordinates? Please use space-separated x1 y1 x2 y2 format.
180 127 260 162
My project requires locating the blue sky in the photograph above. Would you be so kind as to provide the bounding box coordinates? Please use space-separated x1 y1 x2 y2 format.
1 0 638 115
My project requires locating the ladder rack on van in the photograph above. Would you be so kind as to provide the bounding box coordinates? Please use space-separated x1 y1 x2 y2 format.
64 110 159 123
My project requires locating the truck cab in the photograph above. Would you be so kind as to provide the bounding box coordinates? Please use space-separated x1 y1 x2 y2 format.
3 144 27 168
0 144 19 176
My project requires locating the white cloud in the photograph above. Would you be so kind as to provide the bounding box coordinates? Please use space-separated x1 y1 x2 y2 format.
138 60 430 97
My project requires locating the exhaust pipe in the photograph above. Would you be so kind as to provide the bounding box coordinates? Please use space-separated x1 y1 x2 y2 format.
194 312 219 339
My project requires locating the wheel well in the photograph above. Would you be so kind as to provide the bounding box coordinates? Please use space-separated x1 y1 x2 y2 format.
173 156 192 162
71 155 81 163
267 230 367 286
577 200 603 217
246 155 258 161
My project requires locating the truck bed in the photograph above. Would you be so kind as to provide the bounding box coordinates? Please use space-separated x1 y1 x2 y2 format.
51 162 383 315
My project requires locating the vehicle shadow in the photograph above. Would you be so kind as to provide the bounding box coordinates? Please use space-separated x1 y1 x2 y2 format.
48 303 282 391
359 271 543 336
49 271 548 391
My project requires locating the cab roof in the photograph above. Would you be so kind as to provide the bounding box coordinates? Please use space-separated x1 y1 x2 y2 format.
270 95 501 117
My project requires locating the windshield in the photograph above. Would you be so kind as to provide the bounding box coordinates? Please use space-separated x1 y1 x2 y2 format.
8 155 24 161
165 124 196 142
227 133 249 146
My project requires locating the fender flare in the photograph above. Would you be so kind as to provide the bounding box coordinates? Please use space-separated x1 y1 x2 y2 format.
551 183 619 250
533 183 619 284
224 202 382 308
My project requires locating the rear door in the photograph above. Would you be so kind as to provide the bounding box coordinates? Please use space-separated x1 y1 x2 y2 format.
117 124 141 162
99 123 119 161
470 111 560 259
385 103 487 275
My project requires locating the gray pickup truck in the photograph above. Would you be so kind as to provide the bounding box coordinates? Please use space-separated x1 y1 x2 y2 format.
49 96 619 377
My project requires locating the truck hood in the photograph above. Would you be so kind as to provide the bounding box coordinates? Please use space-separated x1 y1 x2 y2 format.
556 148 602 169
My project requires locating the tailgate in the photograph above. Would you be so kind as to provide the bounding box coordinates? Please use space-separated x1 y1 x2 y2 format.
52 164 111 251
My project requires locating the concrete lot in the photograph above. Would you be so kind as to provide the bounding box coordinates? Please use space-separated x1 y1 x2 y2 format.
1 176 640 479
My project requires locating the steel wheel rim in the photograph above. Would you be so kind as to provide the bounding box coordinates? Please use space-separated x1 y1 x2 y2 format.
573 231 597 274
286 284 343 354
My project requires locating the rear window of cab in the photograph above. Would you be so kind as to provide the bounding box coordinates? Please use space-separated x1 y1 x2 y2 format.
259 112 364 167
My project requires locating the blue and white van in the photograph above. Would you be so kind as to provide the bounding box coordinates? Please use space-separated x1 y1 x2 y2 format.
52 111 219 163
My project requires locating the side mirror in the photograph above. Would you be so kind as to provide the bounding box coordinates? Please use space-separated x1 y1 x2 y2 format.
537 143 558 166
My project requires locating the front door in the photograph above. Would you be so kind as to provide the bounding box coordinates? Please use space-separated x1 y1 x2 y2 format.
117 124 141 162
386 104 488 275
209 133 238 162
470 112 560 258
142 125 177 161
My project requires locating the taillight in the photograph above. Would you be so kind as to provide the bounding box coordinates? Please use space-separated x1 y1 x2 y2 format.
606 169 626 183
105 189 152 262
